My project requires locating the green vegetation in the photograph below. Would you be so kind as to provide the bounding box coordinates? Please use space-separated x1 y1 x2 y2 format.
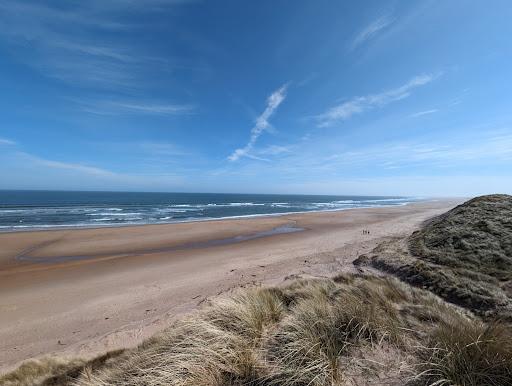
357 194 512 320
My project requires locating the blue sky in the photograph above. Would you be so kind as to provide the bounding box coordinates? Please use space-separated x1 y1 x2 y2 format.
0 0 511 196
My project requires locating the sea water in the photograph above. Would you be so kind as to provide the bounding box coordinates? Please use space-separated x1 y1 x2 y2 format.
0 190 422 230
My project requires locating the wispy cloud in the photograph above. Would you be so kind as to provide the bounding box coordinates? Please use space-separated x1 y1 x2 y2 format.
351 14 395 49
0 137 196 189
0 149 191 190
409 109 438 118
317 74 438 127
78 100 195 115
0 1 194 89
235 132 512 187
1 138 115 177
258 145 292 156
243 145 293 162
139 142 187 156
16 152 116 177
0 137 16 145
228 85 288 161
109 102 194 115
323 132 512 169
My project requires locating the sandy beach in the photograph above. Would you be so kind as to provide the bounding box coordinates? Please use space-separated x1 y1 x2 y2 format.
0 199 461 373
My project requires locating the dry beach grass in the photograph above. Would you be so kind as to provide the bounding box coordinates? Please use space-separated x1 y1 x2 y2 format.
2 274 511 385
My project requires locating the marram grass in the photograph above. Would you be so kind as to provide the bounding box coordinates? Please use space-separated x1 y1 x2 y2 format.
3 274 510 386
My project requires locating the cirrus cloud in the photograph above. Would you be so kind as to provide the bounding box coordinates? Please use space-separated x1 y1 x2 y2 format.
228 85 288 161
317 74 438 127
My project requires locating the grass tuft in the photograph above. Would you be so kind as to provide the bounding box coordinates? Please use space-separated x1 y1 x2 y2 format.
415 317 512 386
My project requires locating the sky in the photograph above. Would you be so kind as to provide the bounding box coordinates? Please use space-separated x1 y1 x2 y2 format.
0 0 511 196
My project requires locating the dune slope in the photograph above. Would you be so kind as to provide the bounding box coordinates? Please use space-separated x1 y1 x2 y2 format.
357 194 512 320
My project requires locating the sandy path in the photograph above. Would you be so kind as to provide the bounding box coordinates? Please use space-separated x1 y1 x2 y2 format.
0 199 460 373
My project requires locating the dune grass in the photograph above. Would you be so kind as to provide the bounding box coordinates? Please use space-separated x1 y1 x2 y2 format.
358 195 512 321
415 317 512 386
4 273 510 386
0 350 124 386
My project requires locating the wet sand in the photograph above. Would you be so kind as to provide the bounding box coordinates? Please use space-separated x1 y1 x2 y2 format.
0 199 461 373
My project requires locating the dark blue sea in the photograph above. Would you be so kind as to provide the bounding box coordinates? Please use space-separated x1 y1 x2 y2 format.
0 190 422 231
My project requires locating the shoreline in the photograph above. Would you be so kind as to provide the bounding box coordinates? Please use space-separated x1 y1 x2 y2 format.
0 200 421 234
0 198 462 373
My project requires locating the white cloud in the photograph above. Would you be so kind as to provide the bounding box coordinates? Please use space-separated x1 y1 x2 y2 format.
1 149 190 191
228 85 288 161
110 102 194 115
0 136 199 189
410 109 438 118
258 145 292 156
79 100 195 115
0 1 195 88
351 14 394 49
229 128 512 184
317 74 437 127
16 152 116 177
0 137 16 145
324 132 512 168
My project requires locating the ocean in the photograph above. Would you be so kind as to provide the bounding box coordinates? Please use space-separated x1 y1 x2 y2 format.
0 190 422 231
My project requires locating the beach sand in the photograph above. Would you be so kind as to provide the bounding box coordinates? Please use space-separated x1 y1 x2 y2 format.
0 199 461 373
